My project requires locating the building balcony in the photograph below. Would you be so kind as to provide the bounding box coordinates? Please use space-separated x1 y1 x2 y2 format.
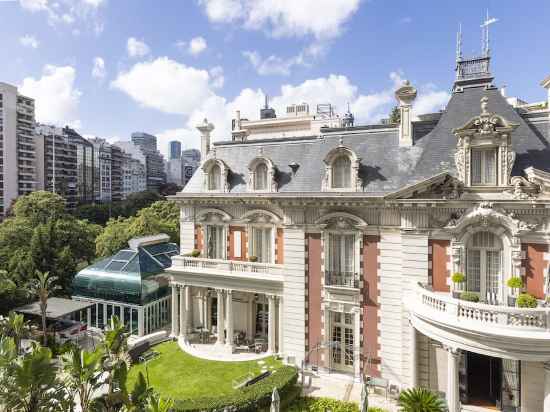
169 255 284 285
408 283 550 361
324 271 360 289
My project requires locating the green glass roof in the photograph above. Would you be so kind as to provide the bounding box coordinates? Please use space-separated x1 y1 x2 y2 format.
72 236 178 305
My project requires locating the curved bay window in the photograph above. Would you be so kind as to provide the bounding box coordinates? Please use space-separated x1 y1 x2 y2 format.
208 163 222 191
254 163 268 191
331 155 352 189
325 233 357 288
466 231 502 300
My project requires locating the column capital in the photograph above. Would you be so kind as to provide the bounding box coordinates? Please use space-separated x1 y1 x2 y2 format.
226 289 233 296
444 345 461 356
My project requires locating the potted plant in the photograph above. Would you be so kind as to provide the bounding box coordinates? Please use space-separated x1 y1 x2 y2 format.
451 272 465 298
185 249 201 258
459 291 480 303
248 255 258 263
506 276 523 306
516 293 538 308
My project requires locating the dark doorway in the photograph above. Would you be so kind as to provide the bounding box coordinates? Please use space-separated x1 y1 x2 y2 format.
466 352 502 408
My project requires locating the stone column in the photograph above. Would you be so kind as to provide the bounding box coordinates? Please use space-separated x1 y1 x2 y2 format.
410 322 418 388
216 289 225 345
171 286 179 336
226 290 234 350
278 297 284 355
198 290 205 327
86 307 92 328
179 286 186 341
268 295 276 353
137 307 144 336
186 286 193 333
353 308 361 379
205 293 211 331
544 362 550 412
446 347 460 412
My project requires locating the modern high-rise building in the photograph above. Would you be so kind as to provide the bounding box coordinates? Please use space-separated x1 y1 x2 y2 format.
166 158 183 186
131 132 166 192
110 145 123 202
89 137 112 203
169 140 181 160
64 127 95 205
121 151 146 198
35 124 78 209
0 82 37 216
181 148 200 186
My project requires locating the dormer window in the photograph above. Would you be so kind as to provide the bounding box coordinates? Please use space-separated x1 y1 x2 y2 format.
202 158 230 192
332 155 352 188
248 155 277 192
323 143 360 191
254 163 268 190
471 148 497 186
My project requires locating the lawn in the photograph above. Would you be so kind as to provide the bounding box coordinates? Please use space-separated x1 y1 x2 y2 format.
126 341 283 400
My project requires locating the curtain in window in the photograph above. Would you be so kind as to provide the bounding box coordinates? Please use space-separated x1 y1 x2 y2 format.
466 249 481 292
208 164 221 190
471 149 497 185
327 234 354 275
254 163 268 190
331 156 351 188
484 149 497 185
471 149 482 184
251 227 272 263
486 250 501 295
206 225 224 259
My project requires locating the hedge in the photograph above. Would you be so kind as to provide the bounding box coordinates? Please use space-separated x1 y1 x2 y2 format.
286 397 389 412
174 365 298 412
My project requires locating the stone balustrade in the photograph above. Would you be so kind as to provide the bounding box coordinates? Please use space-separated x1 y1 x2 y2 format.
415 283 550 332
171 255 284 278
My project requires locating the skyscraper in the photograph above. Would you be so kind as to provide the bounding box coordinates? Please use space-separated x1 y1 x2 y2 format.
169 140 181 160
64 127 95 205
0 82 36 216
130 132 165 192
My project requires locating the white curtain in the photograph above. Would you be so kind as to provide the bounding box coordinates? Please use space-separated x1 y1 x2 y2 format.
208 164 221 190
327 234 354 275
251 227 272 263
471 149 497 185
254 163 268 190
206 225 225 259
331 156 351 188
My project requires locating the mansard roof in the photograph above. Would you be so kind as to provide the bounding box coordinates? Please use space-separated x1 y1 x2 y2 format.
181 84 550 197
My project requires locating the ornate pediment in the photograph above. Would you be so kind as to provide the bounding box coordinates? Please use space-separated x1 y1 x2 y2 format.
241 209 281 225
196 208 232 223
316 212 367 231
453 97 519 137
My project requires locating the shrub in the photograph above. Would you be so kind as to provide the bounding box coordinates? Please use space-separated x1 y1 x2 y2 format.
398 387 446 412
506 276 523 289
174 366 298 412
286 397 362 412
187 249 201 258
517 293 538 308
451 272 465 284
459 292 480 302
248 256 258 262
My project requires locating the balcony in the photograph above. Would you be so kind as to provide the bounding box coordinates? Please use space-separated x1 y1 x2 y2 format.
324 271 360 289
408 283 550 360
169 255 284 284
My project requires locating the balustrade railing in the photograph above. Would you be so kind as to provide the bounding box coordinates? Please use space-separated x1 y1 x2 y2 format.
324 271 359 289
414 283 550 332
172 256 283 277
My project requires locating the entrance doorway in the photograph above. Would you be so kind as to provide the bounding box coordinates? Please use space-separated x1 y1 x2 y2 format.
461 352 502 408
330 312 354 372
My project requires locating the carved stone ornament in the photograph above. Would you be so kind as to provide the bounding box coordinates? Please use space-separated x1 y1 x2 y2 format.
505 176 540 200
316 212 368 231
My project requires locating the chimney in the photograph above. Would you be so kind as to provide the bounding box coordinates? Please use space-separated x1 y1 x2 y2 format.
500 85 507 98
395 80 417 147
235 110 241 131
196 118 214 158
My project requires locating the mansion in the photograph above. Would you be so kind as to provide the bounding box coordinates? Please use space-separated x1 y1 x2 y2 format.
167 52 550 412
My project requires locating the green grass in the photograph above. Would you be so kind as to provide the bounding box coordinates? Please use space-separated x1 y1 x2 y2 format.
127 341 283 400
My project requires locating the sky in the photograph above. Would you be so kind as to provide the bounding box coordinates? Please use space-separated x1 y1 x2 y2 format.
1 0 549 158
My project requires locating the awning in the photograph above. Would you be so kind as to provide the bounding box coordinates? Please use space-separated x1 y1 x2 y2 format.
15 297 95 320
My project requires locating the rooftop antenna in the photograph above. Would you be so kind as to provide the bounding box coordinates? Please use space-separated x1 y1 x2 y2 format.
456 23 463 61
481 9 498 57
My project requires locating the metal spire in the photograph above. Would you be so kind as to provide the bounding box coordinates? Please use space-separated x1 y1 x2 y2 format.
456 23 463 61
481 9 498 57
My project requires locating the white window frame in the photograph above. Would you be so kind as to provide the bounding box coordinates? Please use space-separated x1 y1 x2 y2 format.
204 224 227 260
471 147 498 186
466 231 503 301
254 162 269 191
248 224 275 264
331 155 352 189
322 230 361 288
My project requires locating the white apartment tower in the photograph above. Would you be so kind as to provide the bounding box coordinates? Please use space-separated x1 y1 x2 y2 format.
0 82 36 216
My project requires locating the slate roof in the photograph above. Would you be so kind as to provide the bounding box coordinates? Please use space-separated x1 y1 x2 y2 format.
183 84 550 197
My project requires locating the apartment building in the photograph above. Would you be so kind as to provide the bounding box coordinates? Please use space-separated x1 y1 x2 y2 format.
131 132 166 192
89 137 113 203
0 82 36 216
167 50 550 411
122 150 147 198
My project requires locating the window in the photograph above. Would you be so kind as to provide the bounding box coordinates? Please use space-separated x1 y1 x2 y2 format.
326 233 356 287
471 148 497 186
250 227 272 263
332 155 351 188
205 225 225 259
254 163 268 190
466 231 501 299
208 163 221 190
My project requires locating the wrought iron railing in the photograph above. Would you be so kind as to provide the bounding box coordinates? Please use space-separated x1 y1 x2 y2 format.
324 271 359 289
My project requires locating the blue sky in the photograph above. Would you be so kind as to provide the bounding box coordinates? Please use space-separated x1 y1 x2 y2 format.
1 0 549 156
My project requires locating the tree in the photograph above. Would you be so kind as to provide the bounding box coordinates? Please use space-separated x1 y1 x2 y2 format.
0 312 31 354
12 191 66 226
397 387 446 412
62 344 105 412
28 271 60 346
389 105 401 124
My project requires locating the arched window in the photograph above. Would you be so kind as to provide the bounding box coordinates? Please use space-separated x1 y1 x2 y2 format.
466 231 502 298
254 163 268 191
208 163 221 190
331 155 351 189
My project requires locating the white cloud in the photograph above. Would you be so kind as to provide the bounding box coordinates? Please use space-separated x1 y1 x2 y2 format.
19 0 106 32
198 0 361 39
209 66 224 88
111 57 215 115
91 56 106 80
242 50 306 76
19 34 40 49
19 0 48 12
127 37 150 58
20 65 81 127
189 36 207 55
82 0 105 8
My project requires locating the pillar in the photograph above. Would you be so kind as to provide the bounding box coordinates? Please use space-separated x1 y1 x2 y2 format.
410 323 418 388
268 295 276 353
186 286 193 333
353 308 361 379
137 307 144 336
86 307 92 327
183 286 187 341
206 294 212 331
216 289 225 345
198 290 205 327
544 362 550 412
278 297 284 354
446 347 460 412
171 286 179 336
226 290 234 350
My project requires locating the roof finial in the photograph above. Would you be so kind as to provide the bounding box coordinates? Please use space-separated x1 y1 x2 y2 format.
480 96 489 115
264 94 269 109
481 9 498 57
456 22 463 61
338 136 344 146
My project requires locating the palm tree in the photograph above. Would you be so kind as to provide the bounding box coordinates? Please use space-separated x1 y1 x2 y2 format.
397 387 446 412
28 270 60 346
0 311 31 354
62 344 105 412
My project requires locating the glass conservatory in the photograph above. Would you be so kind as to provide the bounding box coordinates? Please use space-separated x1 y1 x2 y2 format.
72 234 178 336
